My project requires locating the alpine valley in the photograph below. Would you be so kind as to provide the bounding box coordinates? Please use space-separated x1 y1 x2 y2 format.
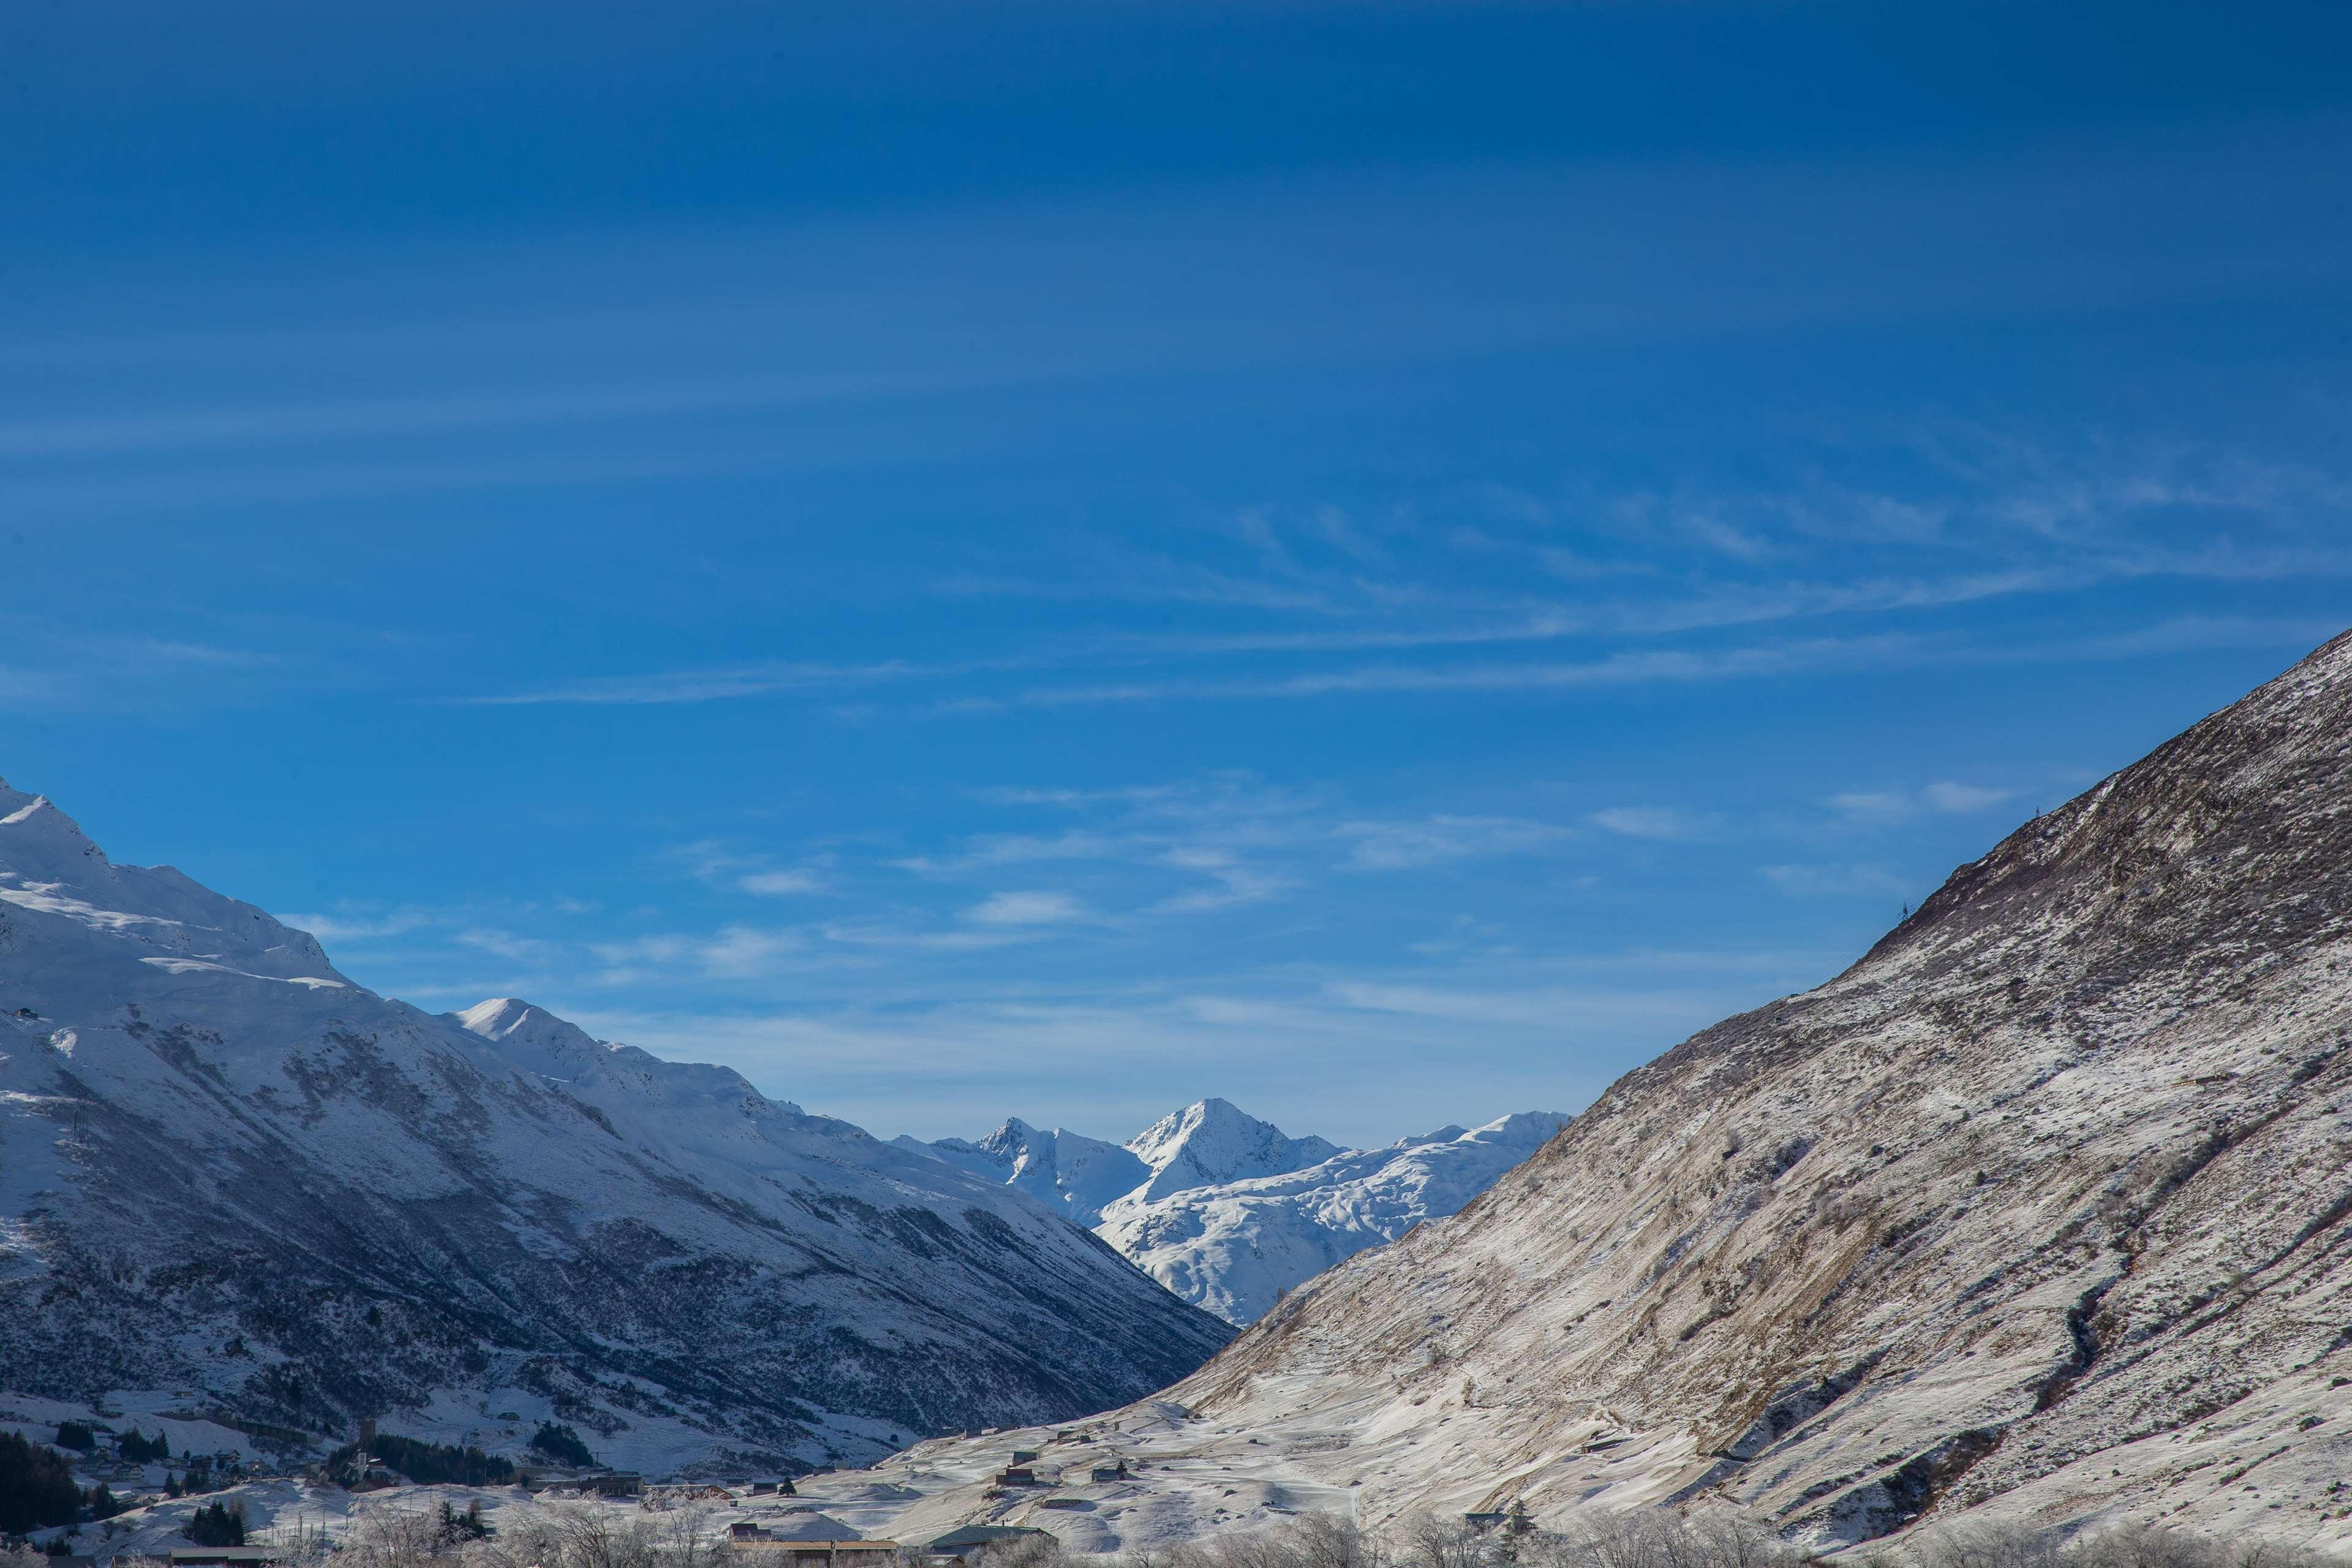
752 631 2352 1558
12 630 2352 1561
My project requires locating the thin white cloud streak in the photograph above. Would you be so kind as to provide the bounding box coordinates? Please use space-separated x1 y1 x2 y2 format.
1589 806 1713 840
968 785 1192 809
1921 781 2016 813
0 628 282 710
447 612 2338 720
1338 815 1577 870
1144 848 1294 914
1826 780 2019 825
968 616 2343 712
1762 862 1916 898
277 908 437 943
967 890 1088 926
1079 548 2352 660
0 362 1110 459
989 637 1909 709
895 829 1134 875
0 426 1047 516
737 869 825 896
0 668 81 707
459 658 998 706
1322 981 1728 1029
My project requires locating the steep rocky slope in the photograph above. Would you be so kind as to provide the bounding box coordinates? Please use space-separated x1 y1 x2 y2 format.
0 782 1230 1476
904 1104 1569 1323
803 633 2352 1555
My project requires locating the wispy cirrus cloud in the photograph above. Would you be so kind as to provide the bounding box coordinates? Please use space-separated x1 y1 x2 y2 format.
1145 847 1294 913
458 658 981 706
277 907 438 943
737 869 826 897
1826 780 2019 825
1762 862 1916 898
0 626 283 710
0 362 1110 459
1589 805 1716 840
967 889 1089 926
980 636 1912 710
669 839 834 897
1338 815 1577 870
895 829 1133 875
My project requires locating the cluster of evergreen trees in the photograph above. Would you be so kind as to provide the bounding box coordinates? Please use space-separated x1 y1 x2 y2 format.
527 1423 594 1468
118 1429 172 1463
325 1434 516 1488
0 1430 154 1536
0 1432 80 1535
186 1501 247 1547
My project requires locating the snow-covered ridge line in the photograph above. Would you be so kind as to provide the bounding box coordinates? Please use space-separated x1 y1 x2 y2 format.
899 1098 1569 1323
0 774 1232 1479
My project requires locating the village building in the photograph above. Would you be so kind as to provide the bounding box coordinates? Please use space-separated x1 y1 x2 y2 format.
925 1526 1049 1564
729 1539 896 1567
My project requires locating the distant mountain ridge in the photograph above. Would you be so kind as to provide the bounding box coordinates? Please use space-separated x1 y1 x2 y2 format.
900 1099 1568 1323
914 1119 1150 1226
0 779 1231 1477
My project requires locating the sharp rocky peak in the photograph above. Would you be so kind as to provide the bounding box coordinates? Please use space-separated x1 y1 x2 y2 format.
1125 1096 1343 1200
454 995 599 1052
0 782 107 862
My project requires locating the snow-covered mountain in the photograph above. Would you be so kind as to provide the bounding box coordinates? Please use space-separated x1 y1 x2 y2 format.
799 630 2352 1556
0 781 1231 1477
902 1100 1569 1324
1095 1111 1570 1325
1122 1099 1345 1205
909 1119 1150 1227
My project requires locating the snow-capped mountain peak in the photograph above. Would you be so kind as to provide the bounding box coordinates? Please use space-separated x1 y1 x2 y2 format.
0 778 340 986
1124 1097 1342 1202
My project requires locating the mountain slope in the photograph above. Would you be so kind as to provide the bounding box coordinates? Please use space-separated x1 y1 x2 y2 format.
905 1106 1568 1324
802 632 2352 1555
1169 631 2352 1545
0 782 1231 1476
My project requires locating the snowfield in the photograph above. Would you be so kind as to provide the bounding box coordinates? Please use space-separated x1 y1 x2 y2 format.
0 781 1231 1476
902 1102 1570 1324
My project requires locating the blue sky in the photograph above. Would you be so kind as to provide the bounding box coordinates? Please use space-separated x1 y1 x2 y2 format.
6 1 2350 1144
